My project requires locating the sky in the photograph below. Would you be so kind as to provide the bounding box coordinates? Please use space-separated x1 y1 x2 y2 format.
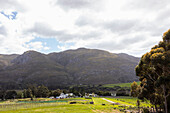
0 0 170 57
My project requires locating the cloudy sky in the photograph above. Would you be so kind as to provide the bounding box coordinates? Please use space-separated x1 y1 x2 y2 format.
0 0 170 57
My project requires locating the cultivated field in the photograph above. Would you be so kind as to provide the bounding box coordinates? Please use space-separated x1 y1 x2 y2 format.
0 97 151 113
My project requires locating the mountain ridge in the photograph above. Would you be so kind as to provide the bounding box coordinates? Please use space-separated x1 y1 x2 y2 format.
0 48 140 89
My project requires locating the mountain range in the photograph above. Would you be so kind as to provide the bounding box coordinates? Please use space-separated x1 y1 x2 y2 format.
0 48 140 89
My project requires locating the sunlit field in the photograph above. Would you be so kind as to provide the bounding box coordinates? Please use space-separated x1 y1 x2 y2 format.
0 96 152 113
102 82 140 88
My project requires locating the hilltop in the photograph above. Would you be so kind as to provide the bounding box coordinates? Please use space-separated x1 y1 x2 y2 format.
0 48 140 89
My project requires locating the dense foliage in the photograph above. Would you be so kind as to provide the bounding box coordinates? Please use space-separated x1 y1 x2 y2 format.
0 83 132 100
136 29 170 113
130 81 140 97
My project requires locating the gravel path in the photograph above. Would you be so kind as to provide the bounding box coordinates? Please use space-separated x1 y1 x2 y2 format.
102 98 116 104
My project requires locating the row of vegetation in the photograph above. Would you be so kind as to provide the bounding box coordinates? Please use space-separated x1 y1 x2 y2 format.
0 84 130 101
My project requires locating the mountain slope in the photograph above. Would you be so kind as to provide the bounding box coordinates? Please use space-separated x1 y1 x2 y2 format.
0 54 19 69
0 48 140 89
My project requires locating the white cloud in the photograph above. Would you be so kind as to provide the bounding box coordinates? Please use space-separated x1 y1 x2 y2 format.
0 0 169 56
27 41 49 51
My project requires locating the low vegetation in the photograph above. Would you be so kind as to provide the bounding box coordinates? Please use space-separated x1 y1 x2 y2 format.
0 97 152 113
102 81 140 88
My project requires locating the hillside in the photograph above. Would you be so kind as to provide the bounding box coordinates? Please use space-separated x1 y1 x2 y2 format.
0 48 140 89
102 81 140 88
0 54 19 69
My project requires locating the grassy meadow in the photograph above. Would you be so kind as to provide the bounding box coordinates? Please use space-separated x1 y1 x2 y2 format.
0 96 151 113
102 81 140 88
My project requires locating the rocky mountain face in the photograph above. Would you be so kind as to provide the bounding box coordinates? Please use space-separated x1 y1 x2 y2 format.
0 48 140 89
0 54 18 69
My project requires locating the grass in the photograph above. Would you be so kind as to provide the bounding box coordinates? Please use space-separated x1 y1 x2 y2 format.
93 98 111 105
0 104 91 113
106 96 151 107
0 98 121 113
102 81 140 88
0 97 152 113
0 104 120 113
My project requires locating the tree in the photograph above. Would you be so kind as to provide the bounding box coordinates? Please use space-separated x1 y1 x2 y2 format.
5 90 17 99
20 92 24 99
23 89 27 98
63 89 68 94
135 29 170 113
37 85 49 98
0 90 6 100
131 81 138 97
26 88 33 100
52 89 62 97
137 100 140 113
116 88 128 96
27 84 38 97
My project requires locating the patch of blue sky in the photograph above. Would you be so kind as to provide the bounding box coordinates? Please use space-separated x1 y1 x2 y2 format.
30 37 75 53
0 11 17 20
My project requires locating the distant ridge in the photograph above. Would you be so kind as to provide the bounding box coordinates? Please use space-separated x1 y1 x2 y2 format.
0 48 140 89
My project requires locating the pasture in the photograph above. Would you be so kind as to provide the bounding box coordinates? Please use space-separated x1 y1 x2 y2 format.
102 81 140 88
0 97 150 113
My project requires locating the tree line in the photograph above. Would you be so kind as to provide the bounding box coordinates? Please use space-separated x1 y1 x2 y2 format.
0 83 132 101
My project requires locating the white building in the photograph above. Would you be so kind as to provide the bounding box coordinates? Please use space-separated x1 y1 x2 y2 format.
56 93 74 99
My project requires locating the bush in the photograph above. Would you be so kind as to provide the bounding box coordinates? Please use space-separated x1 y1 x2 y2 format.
5 90 17 99
116 88 129 96
142 108 149 113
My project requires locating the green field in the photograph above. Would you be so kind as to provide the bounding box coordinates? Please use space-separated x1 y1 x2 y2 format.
0 97 150 113
102 81 140 88
106 96 151 107
0 98 119 113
